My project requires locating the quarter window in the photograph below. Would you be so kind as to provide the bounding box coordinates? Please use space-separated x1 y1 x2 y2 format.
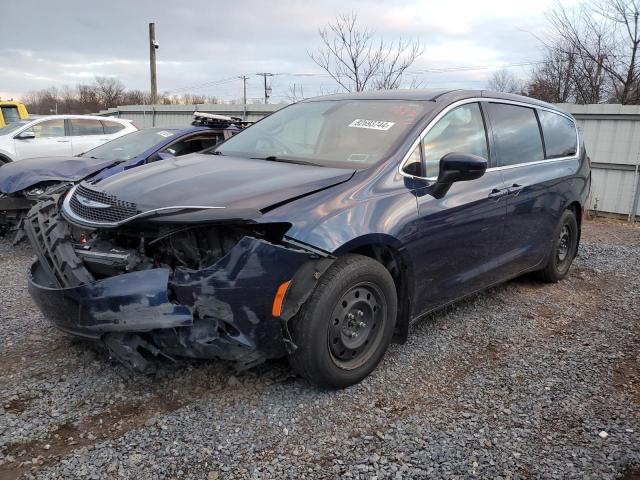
70 119 104 136
402 144 423 177
421 103 488 178
101 120 125 134
538 110 577 159
29 119 66 138
487 103 544 166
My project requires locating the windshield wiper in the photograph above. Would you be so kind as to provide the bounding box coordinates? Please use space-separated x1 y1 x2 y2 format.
209 150 225 156
249 155 321 167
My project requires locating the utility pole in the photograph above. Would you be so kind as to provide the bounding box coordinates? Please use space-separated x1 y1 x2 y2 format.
256 73 273 104
149 22 158 105
239 75 249 120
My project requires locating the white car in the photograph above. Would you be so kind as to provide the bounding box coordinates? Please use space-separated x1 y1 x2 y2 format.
0 115 137 164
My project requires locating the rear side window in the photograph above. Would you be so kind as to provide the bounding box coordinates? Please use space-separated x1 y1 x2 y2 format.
102 120 125 134
422 102 488 178
70 119 104 136
538 110 577 159
487 103 544 166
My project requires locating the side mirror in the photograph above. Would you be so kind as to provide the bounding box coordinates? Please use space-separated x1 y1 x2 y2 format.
431 152 487 199
156 151 175 160
16 131 35 140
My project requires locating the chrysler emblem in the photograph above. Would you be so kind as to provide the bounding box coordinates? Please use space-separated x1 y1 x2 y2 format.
76 194 111 209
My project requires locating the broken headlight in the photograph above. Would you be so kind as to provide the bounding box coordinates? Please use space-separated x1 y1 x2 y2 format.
23 186 46 197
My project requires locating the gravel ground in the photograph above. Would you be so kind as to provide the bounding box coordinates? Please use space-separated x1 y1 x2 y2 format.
0 218 638 479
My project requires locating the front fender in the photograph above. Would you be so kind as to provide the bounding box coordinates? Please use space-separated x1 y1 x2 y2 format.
282 190 419 255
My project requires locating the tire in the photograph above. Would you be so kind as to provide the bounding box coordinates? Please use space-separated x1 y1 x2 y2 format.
288 254 397 389
536 209 579 283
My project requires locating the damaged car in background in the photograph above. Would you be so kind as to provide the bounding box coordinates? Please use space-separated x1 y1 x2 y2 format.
25 90 590 388
0 113 246 242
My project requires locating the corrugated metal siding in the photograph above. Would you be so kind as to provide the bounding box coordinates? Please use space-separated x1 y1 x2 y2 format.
97 104 283 128
558 104 640 218
589 168 638 215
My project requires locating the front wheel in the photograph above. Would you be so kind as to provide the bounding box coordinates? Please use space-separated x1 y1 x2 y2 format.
536 208 579 283
288 254 397 389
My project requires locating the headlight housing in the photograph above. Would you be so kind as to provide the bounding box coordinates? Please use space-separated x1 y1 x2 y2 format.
23 187 46 197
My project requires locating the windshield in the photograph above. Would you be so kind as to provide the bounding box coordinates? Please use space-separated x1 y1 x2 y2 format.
0 121 28 136
80 127 178 161
1 106 21 124
214 100 429 168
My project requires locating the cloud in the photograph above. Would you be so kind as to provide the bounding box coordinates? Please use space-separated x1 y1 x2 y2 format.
1 0 559 102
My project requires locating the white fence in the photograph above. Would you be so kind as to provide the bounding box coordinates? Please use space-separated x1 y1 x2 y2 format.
99 102 640 220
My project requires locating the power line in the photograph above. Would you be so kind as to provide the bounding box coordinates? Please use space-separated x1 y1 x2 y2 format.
161 60 546 99
164 76 239 95
408 61 544 74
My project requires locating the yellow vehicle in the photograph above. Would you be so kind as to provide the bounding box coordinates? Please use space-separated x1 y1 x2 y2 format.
0 100 29 128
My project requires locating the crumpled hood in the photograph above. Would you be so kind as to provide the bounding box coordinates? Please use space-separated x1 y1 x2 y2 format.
88 154 355 222
0 156 117 194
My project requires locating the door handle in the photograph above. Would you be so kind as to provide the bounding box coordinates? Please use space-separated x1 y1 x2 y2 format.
507 184 524 195
488 188 509 199
56 140 70 143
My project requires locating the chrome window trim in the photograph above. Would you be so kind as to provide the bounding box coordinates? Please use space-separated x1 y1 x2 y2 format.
398 97 580 181
61 184 225 228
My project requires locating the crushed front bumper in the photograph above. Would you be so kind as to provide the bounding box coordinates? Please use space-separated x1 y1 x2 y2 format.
25 197 332 372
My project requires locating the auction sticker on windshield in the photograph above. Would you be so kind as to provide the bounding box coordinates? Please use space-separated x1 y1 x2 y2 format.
157 130 175 138
348 119 395 131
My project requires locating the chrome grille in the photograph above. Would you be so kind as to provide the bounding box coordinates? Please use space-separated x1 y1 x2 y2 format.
68 183 138 224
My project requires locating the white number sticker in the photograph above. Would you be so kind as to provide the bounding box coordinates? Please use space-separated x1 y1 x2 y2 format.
156 130 175 138
348 119 395 131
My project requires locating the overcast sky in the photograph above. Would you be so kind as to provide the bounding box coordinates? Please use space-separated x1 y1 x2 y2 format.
0 0 571 103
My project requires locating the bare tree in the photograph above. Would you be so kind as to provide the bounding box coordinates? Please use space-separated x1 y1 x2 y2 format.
486 68 523 94
122 89 149 105
59 85 77 114
182 93 207 104
546 0 640 104
373 39 423 90
525 46 576 103
309 12 423 92
21 80 223 113
94 76 125 108
22 87 59 115
76 84 101 113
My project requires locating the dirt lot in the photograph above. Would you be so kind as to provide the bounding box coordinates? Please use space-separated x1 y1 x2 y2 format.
0 218 638 479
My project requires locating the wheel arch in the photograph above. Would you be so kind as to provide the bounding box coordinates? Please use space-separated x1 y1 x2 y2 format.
566 200 583 246
335 235 414 343
0 152 13 164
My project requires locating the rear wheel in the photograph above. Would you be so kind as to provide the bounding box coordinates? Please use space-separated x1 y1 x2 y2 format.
288 254 397 388
536 209 579 283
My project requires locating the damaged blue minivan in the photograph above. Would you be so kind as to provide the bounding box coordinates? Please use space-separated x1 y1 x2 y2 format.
25 90 590 388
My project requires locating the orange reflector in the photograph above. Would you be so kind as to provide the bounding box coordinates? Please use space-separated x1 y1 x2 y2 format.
272 280 291 318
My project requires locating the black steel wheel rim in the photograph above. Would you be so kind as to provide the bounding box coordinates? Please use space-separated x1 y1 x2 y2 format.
327 281 387 370
556 224 572 266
